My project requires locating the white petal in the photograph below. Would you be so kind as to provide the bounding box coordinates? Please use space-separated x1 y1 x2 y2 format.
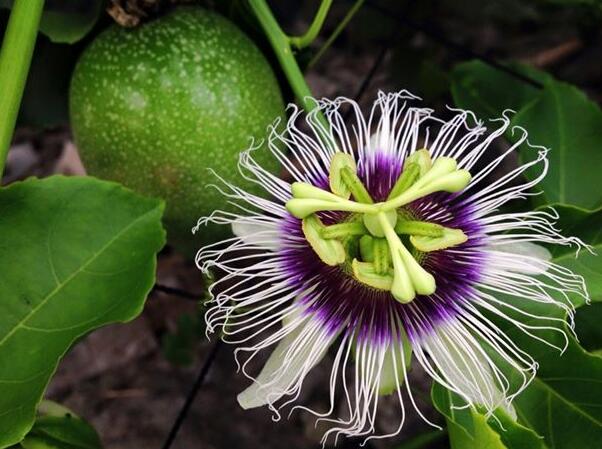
237 319 332 409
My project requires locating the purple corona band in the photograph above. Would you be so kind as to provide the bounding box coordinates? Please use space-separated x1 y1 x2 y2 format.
281 151 485 344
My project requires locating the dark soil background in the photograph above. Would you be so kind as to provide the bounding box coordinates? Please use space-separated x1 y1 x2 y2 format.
2 1 601 448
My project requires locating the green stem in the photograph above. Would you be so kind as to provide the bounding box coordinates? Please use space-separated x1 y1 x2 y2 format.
0 0 45 177
289 0 333 50
307 0 365 69
248 0 318 114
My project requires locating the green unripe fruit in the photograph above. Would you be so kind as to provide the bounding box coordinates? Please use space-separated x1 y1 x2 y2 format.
70 7 284 254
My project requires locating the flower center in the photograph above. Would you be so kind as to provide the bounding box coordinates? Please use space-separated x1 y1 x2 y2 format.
285 150 471 303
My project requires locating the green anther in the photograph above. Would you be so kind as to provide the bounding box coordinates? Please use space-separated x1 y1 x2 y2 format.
329 152 357 199
363 209 397 237
359 235 375 262
373 238 390 275
387 163 420 200
395 220 444 237
413 157 458 188
410 227 468 252
381 158 472 212
406 149 432 176
302 214 346 266
352 259 393 290
340 166 373 204
321 221 367 239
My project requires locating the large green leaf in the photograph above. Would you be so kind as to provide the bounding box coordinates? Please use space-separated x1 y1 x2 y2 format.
431 382 547 449
451 60 550 119
493 301 602 448
512 81 602 210
0 176 165 448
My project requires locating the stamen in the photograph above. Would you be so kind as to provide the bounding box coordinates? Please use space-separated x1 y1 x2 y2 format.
341 166 373 204
321 221 367 239
352 259 393 290
395 220 444 237
302 214 346 266
410 228 468 252
386 149 432 200
387 163 419 200
329 153 373 204
328 153 356 199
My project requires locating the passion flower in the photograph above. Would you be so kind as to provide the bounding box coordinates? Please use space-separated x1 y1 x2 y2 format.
195 91 588 443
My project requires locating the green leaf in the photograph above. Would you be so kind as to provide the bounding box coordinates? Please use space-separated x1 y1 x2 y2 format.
499 305 602 448
431 382 547 449
512 81 602 210
574 302 602 354
0 0 103 44
0 176 165 448
542 204 602 305
451 60 550 119
17 400 101 449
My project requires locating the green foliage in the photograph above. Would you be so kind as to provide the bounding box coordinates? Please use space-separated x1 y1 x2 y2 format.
431 382 547 449
15 400 102 449
0 176 165 448
543 204 602 305
513 81 602 210
432 324 602 449
451 60 550 119
509 323 602 449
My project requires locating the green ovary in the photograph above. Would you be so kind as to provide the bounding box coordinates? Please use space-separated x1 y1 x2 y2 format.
285 150 471 304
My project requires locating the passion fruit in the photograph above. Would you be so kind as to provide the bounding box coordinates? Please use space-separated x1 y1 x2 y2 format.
70 6 284 253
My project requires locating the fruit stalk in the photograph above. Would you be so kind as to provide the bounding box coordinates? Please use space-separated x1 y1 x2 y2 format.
0 0 45 176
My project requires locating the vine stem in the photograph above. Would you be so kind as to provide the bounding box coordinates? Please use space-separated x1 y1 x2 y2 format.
308 0 365 69
248 0 319 115
0 0 45 177
289 0 333 50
